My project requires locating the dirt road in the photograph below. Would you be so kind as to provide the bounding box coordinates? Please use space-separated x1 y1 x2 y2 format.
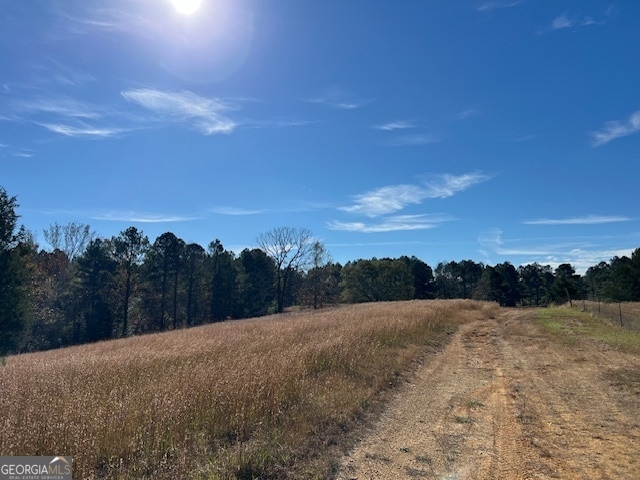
337 309 640 479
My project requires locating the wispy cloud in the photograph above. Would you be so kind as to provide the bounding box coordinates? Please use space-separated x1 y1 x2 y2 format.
539 11 605 34
384 132 444 146
56 3 153 36
591 111 640 147
523 215 632 226
476 0 523 12
457 108 480 120
122 88 237 135
244 118 317 129
37 123 125 139
211 207 263 216
90 211 198 223
479 229 559 257
373 120 415 131
327 214 452 233
422 172 491 199
478 229 637 273
340 185 428 217
551 13 573 30
18 96 103 119
306 88 371 110
508 133 540 142
340 172 490 217
12 95 130 139
373 120 443 146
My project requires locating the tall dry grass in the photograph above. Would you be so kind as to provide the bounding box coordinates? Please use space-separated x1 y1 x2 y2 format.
0 300 498 479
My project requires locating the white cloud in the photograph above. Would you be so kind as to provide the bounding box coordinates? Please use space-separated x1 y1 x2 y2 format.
122 88 237 135
91 211 198 223
306 88 371 110
211 207 263 216
38 123 124 138
340 173 490 218
373 120 415 131
457 109 480 120
478 229 636 274
18 96 102 119
384 133 444 146
476 0 523 12
340 184 427 217
422 172 491 199
327 214 451 233
539 11 606 35
591 111 640 147
551 14 573 30
509 133 540 142
247 118 316 129
540 248 634 274
524 215 632 225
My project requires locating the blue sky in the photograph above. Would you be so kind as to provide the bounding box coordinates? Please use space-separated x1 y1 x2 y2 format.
2 0 639 273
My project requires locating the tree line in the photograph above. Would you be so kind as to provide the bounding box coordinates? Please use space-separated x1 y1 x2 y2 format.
1 186 640 355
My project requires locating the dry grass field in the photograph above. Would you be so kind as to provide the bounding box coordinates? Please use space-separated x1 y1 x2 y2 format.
0 300 498 479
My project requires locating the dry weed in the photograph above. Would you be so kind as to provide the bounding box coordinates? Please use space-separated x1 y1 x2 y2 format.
0 299 497 479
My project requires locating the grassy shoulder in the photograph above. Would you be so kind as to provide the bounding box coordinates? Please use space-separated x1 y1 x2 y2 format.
0 300 498 480
535 307 640 355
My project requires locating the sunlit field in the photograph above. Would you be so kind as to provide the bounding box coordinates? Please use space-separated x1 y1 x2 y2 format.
0 300 498 479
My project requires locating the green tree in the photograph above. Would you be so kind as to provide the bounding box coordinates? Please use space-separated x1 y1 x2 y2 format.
474 266 502 304
74 238 117 342
183 243 206 326
341 258 414 303
208 240 238 322
236 248 276 317
0 187 28 356
112 227 149 336
550 263 580 305
24 248 74 351
606 256 640 301
583 262 612 301
494 262 521 307
518 263 553 306
474 262 521 307
400 256 435 299
145 232 184 330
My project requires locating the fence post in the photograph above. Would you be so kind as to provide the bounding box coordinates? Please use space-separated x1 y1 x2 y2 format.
619 302 623 327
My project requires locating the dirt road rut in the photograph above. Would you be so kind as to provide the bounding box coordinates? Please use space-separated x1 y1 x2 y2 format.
337 309 640 479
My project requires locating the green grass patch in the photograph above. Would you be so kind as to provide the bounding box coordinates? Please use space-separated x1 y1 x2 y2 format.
536 307 640 354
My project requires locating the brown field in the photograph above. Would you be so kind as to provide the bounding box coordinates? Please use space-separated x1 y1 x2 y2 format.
0 300 497 479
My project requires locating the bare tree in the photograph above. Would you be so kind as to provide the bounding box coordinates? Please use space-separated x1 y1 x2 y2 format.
257 227 314 313
304 240 333 309
43 222 95 260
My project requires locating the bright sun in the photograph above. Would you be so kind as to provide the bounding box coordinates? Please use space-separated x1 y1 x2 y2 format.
171 0 202 15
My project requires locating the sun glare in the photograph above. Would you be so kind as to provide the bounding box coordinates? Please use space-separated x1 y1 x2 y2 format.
171 0 202 15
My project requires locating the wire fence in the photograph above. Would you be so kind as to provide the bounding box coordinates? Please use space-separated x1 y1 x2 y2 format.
570 298 640 332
